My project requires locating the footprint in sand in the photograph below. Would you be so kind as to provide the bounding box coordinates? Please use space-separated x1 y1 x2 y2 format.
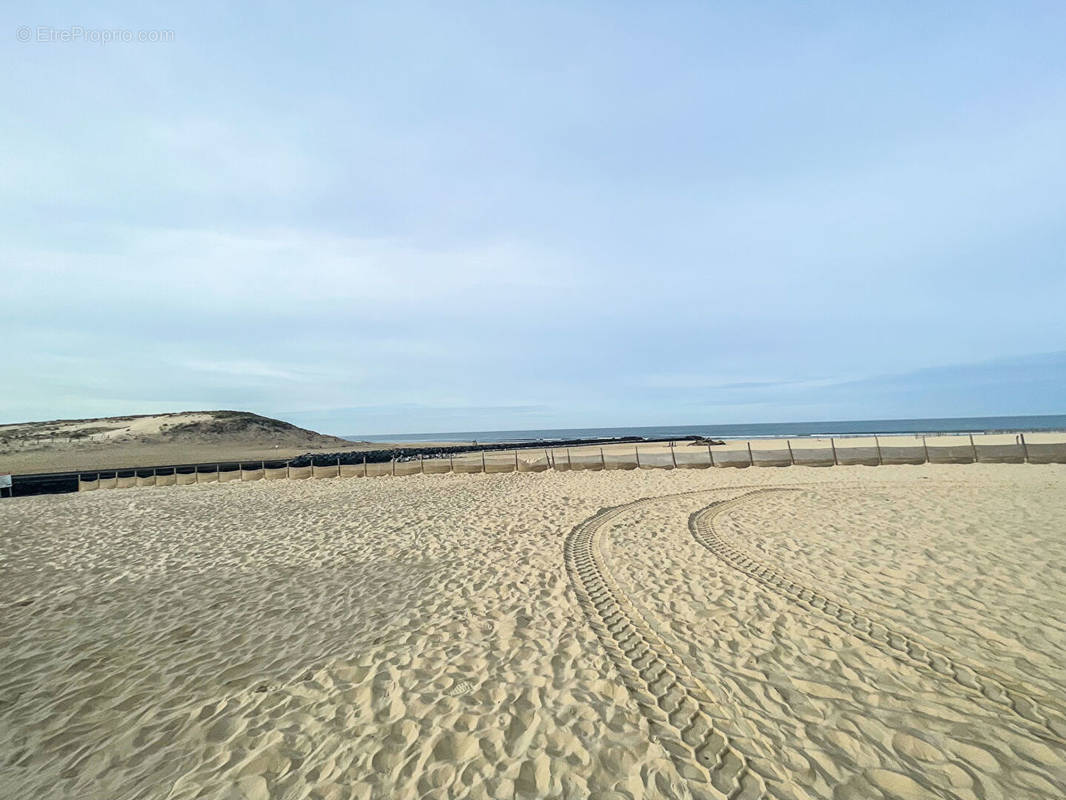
443 678 475 696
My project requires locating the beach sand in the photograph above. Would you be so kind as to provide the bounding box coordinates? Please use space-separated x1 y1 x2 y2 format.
0 410 413 474
0 436 475 475
1 464 1064 799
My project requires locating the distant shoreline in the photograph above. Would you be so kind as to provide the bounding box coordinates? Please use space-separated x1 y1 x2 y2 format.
346 414 1066 444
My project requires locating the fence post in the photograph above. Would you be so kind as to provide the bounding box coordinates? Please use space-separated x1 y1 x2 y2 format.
969 433 978 463
420 455 425 473
830 438 838 465
481 451 486 473
449 453 454 473
747 441 754 467
392 457 396 476
786 439 794 465
635 445 641 468
922 436 929 463
514 450 519 471
1020 433 1029 463
363 455 368 477
670 443 677 468
600 448 606 469
707 444 715 467
545 448 551 470
875 436 883 465
567 448 573 469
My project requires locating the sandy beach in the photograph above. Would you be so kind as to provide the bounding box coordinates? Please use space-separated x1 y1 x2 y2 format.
0 411 462 475
2 464 1064 799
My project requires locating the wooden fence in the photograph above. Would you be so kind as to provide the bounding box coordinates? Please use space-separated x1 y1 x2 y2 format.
75 434 1066 491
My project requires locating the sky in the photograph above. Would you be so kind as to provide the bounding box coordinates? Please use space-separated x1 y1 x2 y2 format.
2 2 1064 436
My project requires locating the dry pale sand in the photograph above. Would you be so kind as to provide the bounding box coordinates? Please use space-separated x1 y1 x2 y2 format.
1 465 1064 800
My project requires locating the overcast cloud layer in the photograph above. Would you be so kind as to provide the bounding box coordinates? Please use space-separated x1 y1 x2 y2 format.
3 2 1064 434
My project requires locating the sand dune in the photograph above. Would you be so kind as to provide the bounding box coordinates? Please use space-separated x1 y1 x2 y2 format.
1 465 1064 799
0 410 359 473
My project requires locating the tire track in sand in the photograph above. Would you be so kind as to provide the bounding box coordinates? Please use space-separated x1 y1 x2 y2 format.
689 489 1066 744
565 497 766 800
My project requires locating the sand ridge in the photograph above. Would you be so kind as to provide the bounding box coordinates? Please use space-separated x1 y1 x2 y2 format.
0 410 359 473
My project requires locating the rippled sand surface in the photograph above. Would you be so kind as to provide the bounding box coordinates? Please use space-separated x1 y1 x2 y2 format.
2 465 1064 799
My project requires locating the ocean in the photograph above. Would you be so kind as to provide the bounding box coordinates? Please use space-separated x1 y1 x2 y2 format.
346 414 1066 444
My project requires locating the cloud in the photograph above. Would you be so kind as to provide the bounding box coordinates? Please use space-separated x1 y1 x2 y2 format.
2 4 1064 430
4 226 579 322
180 359 337 383
674 351 1066 421
633 373 848 392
